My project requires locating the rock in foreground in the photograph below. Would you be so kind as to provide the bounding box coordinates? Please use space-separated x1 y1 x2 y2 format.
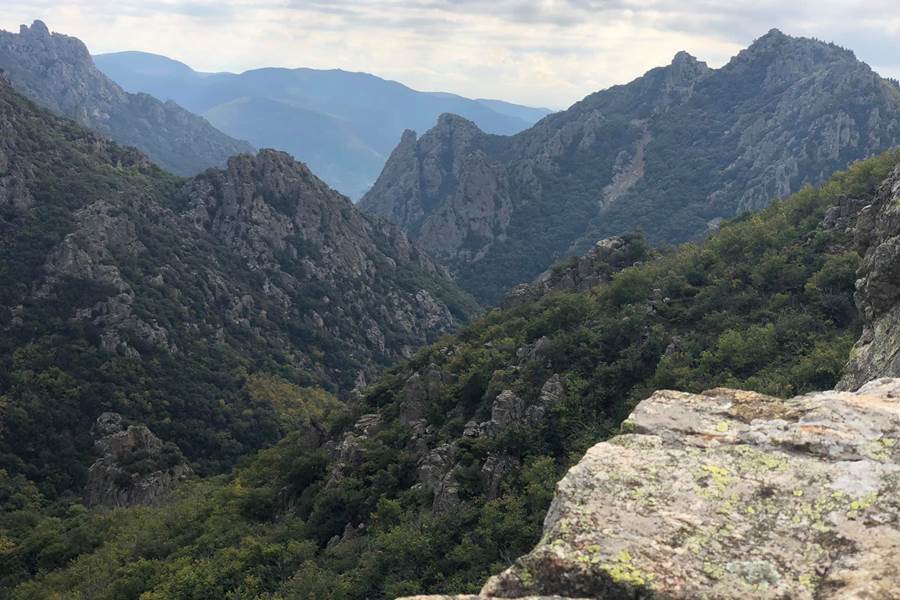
401 380 900 599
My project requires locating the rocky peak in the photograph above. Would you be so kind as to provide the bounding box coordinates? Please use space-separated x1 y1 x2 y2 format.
668 50 710 80
728 29 858 85
426 113 486 154
363 31 900 305
20 20 50 38
84 412 192 508
403 379 900 599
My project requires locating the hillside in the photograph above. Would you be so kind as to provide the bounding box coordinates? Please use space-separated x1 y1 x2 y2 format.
93 51 552 198
0 74 476 500
361 30 900 303
0 21 253 176
5 137 896 598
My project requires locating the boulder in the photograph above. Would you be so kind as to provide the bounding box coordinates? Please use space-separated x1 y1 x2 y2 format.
401 379 900 599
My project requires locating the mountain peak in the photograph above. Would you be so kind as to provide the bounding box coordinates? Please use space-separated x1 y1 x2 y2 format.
20 20 50 37
671 50 698 66
437 112 479 129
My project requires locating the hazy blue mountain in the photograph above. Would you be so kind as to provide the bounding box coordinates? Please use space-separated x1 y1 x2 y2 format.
0 21 253 177
95 51 552 198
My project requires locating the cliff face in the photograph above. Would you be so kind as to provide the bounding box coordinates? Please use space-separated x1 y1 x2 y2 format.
0 20 253 176
402 380 900 600
839 166 900 390
362 30 900 303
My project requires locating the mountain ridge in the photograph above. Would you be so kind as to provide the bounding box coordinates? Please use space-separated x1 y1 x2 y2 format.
93 50 553 198
360 29 900 304
0 73 476 497
0 20 254 176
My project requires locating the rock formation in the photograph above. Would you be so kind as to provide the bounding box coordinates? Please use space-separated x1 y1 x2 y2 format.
362 30 900 303
84 412 192 507
401 379 900 599
0 20 253 176
504 234 652 307
839 166 900 389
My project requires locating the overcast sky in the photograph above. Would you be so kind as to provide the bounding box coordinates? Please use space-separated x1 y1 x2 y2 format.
2 1 899 108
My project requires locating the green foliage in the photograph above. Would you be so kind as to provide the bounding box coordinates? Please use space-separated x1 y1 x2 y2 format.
0 82 478 501
7 151 895 599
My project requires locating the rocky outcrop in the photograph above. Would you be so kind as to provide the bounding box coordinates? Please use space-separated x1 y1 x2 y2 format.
84 412 192 507
0 21 252 175
363 30 900 303
839 167 900 390
504 234 651 307
402 380 900 599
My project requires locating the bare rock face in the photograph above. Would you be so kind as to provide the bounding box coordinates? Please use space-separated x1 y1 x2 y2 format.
839 166 900 390
402 380 900 599
84 412 193 508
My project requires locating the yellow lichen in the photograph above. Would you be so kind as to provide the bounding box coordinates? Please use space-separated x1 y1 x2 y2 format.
602 549 649 587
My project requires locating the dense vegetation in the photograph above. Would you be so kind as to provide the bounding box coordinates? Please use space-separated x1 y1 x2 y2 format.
5 148 896 599
0 79 475 500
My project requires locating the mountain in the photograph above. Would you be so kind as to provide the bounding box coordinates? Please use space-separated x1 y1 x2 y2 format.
93 50 553 199
360 30 900 304
0 73 476 499
6 131 897 597
0 21 253 177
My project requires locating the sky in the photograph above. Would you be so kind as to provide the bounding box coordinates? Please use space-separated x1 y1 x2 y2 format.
2 1 899 109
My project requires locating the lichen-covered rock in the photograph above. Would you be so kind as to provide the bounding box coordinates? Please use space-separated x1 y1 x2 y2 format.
403 380 900 599
839 166 900 390
84 412 193 508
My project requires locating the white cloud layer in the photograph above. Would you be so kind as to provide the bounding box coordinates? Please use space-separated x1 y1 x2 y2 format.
2 0 899 108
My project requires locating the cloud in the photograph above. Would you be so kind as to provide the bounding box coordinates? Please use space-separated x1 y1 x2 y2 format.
1 0 898 108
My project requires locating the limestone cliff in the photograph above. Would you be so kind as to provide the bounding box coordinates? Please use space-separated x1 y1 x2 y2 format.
402 379 900 599
0 20 253 175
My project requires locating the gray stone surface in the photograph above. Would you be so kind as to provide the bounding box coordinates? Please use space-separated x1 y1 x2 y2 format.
402 380 900 599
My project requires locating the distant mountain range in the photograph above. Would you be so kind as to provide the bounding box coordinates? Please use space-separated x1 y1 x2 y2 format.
94 51 553 198
361 29 900 303
0 21 253 176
